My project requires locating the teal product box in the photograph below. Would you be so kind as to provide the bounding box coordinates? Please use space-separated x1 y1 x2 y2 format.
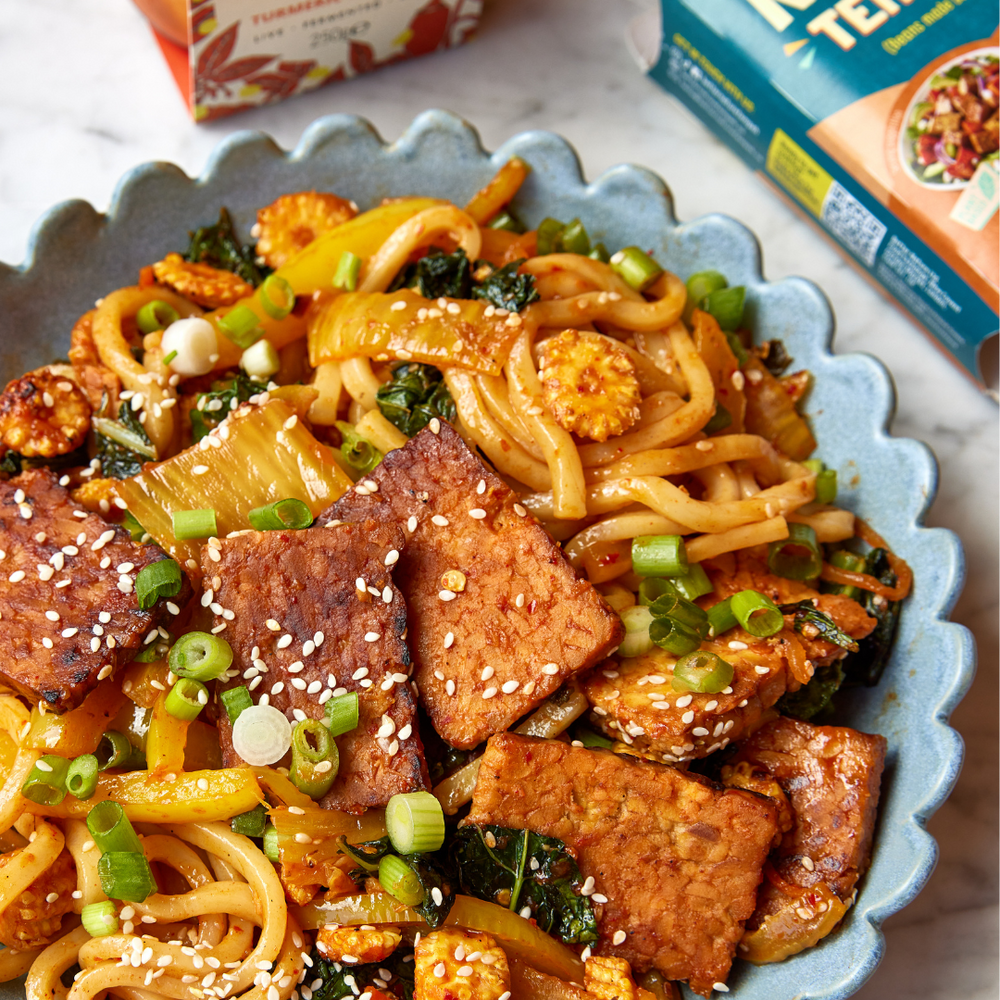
643 1 999 392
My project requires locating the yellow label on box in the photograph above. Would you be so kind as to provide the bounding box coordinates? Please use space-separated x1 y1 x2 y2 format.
766 128 833 219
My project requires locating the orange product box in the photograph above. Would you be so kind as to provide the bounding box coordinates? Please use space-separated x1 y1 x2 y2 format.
141 0 482 122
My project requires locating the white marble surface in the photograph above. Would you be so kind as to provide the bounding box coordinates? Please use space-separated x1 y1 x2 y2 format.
0 0 996 995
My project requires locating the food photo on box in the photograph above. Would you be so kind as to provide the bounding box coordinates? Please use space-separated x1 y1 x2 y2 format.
0 3 996 1000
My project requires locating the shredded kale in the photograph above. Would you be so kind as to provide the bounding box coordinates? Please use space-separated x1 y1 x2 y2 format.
0 452 22 476
761 339 793 376
778 601 859 653
375 364 456 438
309 946 414 1000
472 258 540 313
96 402 154 479
185 207 269 287
777 660 844 720
405 854 457 929
190 373 269 442
338 835 392 882
841 549 902 687
452 824 599 945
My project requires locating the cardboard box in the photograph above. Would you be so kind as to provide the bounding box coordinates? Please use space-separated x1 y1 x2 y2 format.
635 1 998 392
150 0 482 123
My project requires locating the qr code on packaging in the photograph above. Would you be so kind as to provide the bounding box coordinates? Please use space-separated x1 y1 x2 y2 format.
821 182 887 267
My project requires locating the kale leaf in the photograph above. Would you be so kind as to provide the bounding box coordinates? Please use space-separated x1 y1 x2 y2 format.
777 660 844 720
406 853 457 929
472 258 540 313
375 364 456 438
413 248 473 299
453 824 598 945
841 548 902 687
338 835 392 882
310 946 414 1000
0 451 22 476
778 602 859 653
761 339 793 376
185 207 269 287
95 401 155 480
190 373 269 442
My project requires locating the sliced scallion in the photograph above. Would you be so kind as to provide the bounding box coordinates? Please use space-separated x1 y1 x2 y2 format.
684 270 728 323
825 550 865 599
247 498 313 531
703 401 732 435
217 304 263 349
648 617 702 656
324 692 360 738
588 243 610 263
97 851 158 902
231 803 268 838
259 274 295 320
136 300 179 335
609 246 664 292
290 719 340 799
86 800 144 854
66 754 99 800
669 564 714 602
165 677 209 721
385 791 446 855
81 900 119 937
559 218 591 256
706 598 738 638
637 577 676 606
262 823 279 862
95 731 133 771
535 218 565 256
240 339 280 380
631 534 688 578
768 523 823 580
21 755 70 806
487 210 525 233
618 605 655 658
168 631 233 682
702 286 745 331
378 854 425 907
730 589 784 638
220 685 253 724
336 422 383 479
332 251 362 292
803 459 837 504
171 508 217 540
135 558 182 611
162 350 178 366
671 650 734 694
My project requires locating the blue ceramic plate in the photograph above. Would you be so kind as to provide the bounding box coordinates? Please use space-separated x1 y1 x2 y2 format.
0 111 973 999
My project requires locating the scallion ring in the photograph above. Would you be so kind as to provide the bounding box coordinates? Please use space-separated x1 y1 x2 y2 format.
86 800 144 854
618 605 655 658
768 523 823 580
671 650 735 694
730 589 784 638
247 498 313 531
385 791 446 855
136 300 179 334
168 631 234 682
230 803 268 838
324 691 360 738
631 534 688 578
609 246 664 292
706 598 738 638
378 854 425 907
135 558 182 611
332 251 362 292
81 900 119 937
220 685 253 724
20 755 70 806
648 617 702 656
165 677 209 721
231 704 292 766
96 852 158 903
259 274 295 320
171 508 217 541
66 754 99 800
217 303 263 349
95 731 133 771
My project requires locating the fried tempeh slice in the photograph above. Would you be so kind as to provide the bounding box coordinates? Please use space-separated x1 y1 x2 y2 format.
466 733 778 997
206 518 429 812
413 928 510 1000
723 716 887 963
0 470 191 711
321 421 623 749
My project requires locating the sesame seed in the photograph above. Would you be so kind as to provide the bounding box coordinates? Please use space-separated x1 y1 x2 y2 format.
277 634 293 649
97 664 112 680
314 631 324 646
433 963 446 979
8 571 24 583
406 515 418 532
398 724 412 740
501 680 519 694
695 440 714 452
45 610 60 621
266 619 281 631
755 665 770 675
482 687 497 699
443 632 455 648
469 508 487 519
714 984 730 993
445 679 456 696
431 514 449 527
481 665 494 681
390 300 407 311
91 638 101 652
591 893 608 904
581 876 595 895
431 887 443 906
681 711 695 724
439 590 457 601
541 663 559 675
290 678 307 691
801 857 815 871
271 682 285 695
355 577 366 592
675 694 693 708
384 550 399 567
193 465 209 475
612 930 627 945
197 778 209 791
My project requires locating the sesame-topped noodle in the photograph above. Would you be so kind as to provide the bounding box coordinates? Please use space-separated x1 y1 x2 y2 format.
0 162 911 1000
